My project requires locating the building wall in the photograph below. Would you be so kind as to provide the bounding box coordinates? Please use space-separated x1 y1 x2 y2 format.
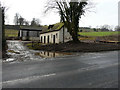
40 27 72 44
22 37 40 41
29 31 40 37
59 27 72 43
40 31 60 44
19 30 40 41
20 30 39 37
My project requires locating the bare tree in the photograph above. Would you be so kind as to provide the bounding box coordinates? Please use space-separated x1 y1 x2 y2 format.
100 25 111 31
14 13 19 25
18 16 24 25
45 0 90 43
115 26 120 31
14 13 30 26
24 20 29 26
31 18 41 26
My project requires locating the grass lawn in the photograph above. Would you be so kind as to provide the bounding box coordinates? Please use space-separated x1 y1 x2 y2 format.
79 31 120 37
5 29 19 37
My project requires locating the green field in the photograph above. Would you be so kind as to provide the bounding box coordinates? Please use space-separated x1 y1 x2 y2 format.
79 31 120 37
5 29 119 38
5 29 19 37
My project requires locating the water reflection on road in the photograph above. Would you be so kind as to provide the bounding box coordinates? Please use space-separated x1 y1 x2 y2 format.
4 40 73 63
35 51 72 58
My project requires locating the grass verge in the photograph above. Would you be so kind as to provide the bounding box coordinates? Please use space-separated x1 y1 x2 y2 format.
79 31 120 37
5 29 19 37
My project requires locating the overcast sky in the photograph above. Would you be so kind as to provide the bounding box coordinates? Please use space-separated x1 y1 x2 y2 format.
0 0 119 28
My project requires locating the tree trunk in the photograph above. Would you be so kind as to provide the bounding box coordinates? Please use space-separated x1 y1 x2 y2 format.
2 8 6 58
72 36 80 43
71 31 80 43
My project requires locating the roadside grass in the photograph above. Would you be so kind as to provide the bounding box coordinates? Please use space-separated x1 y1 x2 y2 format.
5 29 19 37
8 50 20 54
26 42 42 49
79 31 119 37
79 37 96 41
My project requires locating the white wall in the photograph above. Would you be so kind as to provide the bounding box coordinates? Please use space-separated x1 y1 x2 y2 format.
40 27 72 44
40 31 60 44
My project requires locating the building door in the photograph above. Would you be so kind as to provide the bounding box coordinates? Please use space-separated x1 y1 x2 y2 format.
53 35 55 44
26 30 29 40
41 36 42 43
44 36 46 43
47 35 49 44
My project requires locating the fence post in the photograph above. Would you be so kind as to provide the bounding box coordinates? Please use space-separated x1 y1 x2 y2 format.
0 7 2 90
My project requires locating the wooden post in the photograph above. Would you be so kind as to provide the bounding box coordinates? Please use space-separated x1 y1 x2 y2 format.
0 7 2 90
1 7 6 58
118 1 120 26
0 7 2 59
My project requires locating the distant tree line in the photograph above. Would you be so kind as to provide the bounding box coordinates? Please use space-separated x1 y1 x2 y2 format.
79 24 120 32
115 26 120 31
100 25 120 31
100 25 112 31
14 13 41 26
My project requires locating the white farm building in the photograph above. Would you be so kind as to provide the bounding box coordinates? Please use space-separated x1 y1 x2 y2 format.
40 23 72 44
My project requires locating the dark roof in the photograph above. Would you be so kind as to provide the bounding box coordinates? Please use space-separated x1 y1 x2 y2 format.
48 25 54 29
20 26 42 31
40 22 64 34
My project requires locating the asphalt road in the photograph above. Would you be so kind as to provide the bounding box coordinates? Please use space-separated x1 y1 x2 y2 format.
2 41 119 88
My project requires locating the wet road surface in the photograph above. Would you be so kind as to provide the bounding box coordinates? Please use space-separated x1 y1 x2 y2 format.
2 40 119 88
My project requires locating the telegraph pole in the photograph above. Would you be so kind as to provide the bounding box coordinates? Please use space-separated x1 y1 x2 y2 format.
118 1 120 27
1 7 6 58
0 6 2 59
0 6 3 90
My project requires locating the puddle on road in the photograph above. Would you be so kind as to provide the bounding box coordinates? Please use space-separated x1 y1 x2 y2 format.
4 40 73 63
34 51 73 58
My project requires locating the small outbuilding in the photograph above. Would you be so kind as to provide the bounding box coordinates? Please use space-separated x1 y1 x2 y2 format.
40 23 72 44
19 26 42 41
